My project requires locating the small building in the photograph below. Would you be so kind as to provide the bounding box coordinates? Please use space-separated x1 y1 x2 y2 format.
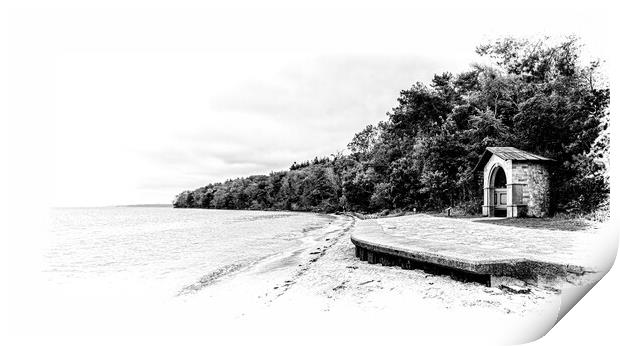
473 147 552 217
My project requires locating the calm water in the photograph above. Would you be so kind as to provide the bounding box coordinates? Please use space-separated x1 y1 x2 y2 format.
46 207 335 296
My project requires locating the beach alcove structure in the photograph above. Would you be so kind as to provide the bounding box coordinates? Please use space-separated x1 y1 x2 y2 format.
473 147 552 217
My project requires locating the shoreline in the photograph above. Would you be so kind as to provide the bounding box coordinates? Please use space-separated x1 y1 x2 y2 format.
171 205 605 232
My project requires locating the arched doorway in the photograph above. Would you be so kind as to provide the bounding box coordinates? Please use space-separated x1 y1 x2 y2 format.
477 147 553 217
491 166 507 217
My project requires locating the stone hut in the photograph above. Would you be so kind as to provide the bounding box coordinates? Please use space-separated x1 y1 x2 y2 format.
474 147 552 217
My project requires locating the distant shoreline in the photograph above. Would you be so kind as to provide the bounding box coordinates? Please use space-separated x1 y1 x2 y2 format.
119 204 173 208
52 204 173 209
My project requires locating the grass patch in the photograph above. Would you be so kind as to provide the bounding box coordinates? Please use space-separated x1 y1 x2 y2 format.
473 217 595 232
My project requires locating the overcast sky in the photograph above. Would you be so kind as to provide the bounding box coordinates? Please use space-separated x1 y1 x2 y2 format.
5 1 611 207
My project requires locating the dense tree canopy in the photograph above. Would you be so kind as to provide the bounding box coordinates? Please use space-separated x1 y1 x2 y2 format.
174 37 609 216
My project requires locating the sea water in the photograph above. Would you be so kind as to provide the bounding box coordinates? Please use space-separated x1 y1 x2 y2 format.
45 207 335 298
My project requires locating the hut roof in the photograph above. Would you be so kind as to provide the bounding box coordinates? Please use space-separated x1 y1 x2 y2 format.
473 147 552 171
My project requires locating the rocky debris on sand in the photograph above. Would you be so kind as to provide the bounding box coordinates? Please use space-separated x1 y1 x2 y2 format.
499 285 531 294
333 281 347 291
483 287 504 295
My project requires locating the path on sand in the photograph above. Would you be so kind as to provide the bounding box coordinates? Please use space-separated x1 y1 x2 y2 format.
178 214 357 314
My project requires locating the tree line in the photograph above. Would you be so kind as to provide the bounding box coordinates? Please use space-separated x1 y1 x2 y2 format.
174 37 609 216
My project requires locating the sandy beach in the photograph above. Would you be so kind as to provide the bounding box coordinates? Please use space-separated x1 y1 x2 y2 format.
171 214 607 344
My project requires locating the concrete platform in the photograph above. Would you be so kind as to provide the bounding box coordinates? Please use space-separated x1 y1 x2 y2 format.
351 215 603 287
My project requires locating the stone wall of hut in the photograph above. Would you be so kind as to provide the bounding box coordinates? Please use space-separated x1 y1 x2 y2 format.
511 161 550 217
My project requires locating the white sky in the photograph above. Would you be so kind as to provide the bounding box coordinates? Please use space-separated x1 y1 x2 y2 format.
3 0 612 207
